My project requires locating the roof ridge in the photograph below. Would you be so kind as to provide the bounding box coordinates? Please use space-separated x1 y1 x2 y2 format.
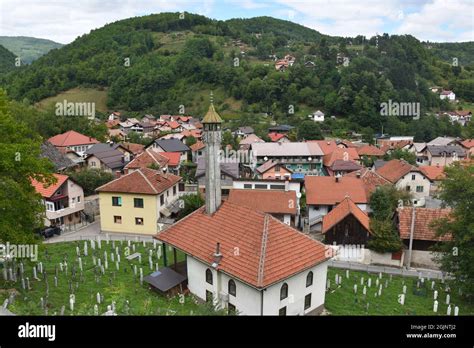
137 169 159 194
257 214 270 287
96 169 139 191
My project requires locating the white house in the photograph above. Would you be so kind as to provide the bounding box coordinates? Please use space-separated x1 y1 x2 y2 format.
309 110 325 122
440 90 456 101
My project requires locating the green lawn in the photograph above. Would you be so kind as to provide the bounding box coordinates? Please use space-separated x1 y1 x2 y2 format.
35 87 109 113
0 241 223 316
325 268 474 315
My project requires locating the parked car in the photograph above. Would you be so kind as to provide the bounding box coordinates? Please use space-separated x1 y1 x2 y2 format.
39 226 61 239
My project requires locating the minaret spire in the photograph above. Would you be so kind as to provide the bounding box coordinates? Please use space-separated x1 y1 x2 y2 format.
202 95 223 215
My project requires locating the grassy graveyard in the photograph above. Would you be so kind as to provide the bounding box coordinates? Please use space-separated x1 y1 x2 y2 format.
0 240 225 316
325 268 474 315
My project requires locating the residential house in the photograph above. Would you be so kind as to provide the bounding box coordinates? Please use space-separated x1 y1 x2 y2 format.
268 125 294 134
107 128 126 141
196 157 239 196
31 174 85 227
97 168 182 234
376 159 431 206
239 133 264 151
376 136 414 148
307 140 338 156
419 166 446 195
356 145 385 158
323 147 360 176
149 138 190 162
233 126 254 137
124 147 169 174
121 142 145 156
159 152 182 175
305 176 369 232
309 110 325 122
84 143 127 174
427 136 457 146
408 142 429 166
251 142 324 176
48 130 99 156
439 90 455 101
344 168 391 196
190 141 206 163
228 189 298 226
322 197 371 246
255 160 292 180
424 145 466 166
459 139 474 157
268 132 290 143
40 141 78 172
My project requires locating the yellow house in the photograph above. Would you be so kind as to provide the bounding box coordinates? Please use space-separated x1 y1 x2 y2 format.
97 168 182 235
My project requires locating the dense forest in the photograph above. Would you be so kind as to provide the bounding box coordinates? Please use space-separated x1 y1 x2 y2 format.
0 44 16 74
1 12 473 142
0 36 63 64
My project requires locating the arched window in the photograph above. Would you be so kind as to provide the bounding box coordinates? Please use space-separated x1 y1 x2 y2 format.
228 279 236 297
280 283 288 300
205 268 213 285
306 271 313 287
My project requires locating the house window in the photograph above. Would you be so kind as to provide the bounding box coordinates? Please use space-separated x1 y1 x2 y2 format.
270 184 285 190
72 197 76 203
114 216 122 224
275 165 281 172
280 283 288 300
304 294 312 310
77 196 81 203
416 186 424 193
228 303 236 315
178 183 185 192
406 186 411 192
160 195 164 205
134 198 144 208
255 184 267 189
243 184 252 189
411 174 416 180
91 161 96 167
228 279 236 297
112 196 122 206
279 307 287 316
306 272 313 287
206 290 213 303
135 217 144 225
173 186 177 195
205 268 213 285
46 202 55 211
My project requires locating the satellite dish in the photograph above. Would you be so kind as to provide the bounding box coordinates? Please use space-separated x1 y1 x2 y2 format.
296 192 302 198
264 156 268 161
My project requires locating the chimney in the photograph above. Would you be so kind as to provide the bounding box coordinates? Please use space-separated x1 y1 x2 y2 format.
356 171 361 178
335 174 341 182
212 242 222 267
284 180 289 192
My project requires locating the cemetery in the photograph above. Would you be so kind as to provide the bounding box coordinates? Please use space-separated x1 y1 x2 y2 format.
0 238 225 315
325 268 474 315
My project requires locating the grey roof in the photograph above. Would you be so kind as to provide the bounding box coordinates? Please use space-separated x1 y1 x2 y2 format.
412 142 427 152
330 160 362 171
373 160 388 170
251 142 324 157
427 137 456 146
85 143 121 155
153 138 190 152
40 141 76 171
426 145 466 157
195 157 239 179
86 144 125 170
237 126 254 134
268 125 294 132
144 267 187 293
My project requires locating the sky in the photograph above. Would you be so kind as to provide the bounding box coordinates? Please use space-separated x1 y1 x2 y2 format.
0 0 473 44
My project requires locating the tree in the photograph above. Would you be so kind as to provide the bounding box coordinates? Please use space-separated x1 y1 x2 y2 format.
433 162 474 299
297 120 323 140
384 148 416 165
185 135 197 147
66 168 114 196
369 185 412 221
0 89 55 244
176 193 205 220
367 219 403 253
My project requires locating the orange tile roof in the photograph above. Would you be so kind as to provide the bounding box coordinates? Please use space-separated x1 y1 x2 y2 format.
305 176 368 205
307 140 338 155
124 148 169 171
322 197 370 234
228 189 297 215
397 207 452 241
31 174 69 198
356 145 385 157
160 152 181 167
167 121 180 129
376 159 421 183
323 147 359 167
268 132 288 142
190 141 205 152
345 168 391 195
97 168 181 195
419 166 446 181
48 130 99 147
460 139 474 149
121 142 145 155
156 201 329 288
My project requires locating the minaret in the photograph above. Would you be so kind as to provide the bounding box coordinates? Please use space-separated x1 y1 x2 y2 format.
202 100 223 215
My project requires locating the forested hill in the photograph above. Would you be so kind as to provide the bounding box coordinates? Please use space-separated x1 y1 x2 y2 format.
0 45 16 74
1 12 473 135
0 36 63 64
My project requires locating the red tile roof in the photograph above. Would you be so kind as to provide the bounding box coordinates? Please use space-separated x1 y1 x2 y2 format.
397 207 452 241
31 174 69 198
97 168 181 195
124 148 169 171
322 197 370 234
307 140 338 155
228 189 297 215
121 142 145 155
160 152 181 167
190 141 205 152
167 121 181 129
460 139 474 149
376 159 422 183
345 168 391 195
156 201 329 288
305 176 368 205
356 145 385 157
419 166 446 181
48 130 99 147
268 132 288 142
323 147 359 167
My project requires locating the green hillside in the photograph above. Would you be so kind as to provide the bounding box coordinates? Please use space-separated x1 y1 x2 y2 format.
0 36 63 64
2 12 474 141
0 44 16 74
